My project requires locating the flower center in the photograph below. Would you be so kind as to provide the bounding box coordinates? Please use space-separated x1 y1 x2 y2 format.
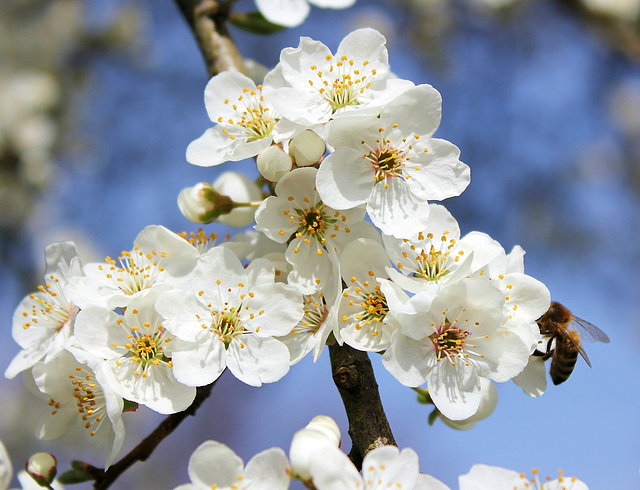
124 324 170 372
220 85 276 142
292 293 329 335
178 228 223 254
210 309 247 348
23 277 74 333
411 231 463 282
66 366 107 437
430 321 469 365
308 55 376 112
102 245 166 296
296 205 336 241
369 147 406 182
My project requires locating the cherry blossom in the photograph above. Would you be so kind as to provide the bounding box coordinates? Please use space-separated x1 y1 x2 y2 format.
382 278 533 420
155 246 304 387
173 440 290 490
255 167 380 294
255 0 356 28
5 242 82 380
316 85 470 239
187 72 293 167
64 225 199 309
72 289 196 414
31 350 125 468
263 28 413 127
459 464 588 490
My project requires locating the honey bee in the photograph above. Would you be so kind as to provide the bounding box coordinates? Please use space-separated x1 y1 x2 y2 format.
533 302 610 385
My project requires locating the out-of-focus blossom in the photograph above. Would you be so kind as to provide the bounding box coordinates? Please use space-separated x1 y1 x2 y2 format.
255 0 357 28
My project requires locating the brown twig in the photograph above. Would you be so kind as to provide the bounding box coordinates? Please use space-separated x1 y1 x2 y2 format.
173 0 247 77
329 343 396 470
87 382 215 490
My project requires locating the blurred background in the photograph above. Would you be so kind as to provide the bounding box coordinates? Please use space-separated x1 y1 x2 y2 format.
0 0 638 488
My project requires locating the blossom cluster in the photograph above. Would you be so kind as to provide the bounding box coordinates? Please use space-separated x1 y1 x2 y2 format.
172 415 587 490
5 28 553 473
181 27 551 420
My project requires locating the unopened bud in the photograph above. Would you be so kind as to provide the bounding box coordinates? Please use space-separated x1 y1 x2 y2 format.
178 182 233 224
256 145 293 182
289 416 341 481
213 172 263 228
289 130 326 167
25 452 57 487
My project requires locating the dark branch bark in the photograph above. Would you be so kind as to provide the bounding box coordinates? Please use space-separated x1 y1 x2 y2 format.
173 0 247 77
329 343 395 470
88 382 215 490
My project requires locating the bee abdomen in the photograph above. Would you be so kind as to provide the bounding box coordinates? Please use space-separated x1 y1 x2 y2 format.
549 348 579 385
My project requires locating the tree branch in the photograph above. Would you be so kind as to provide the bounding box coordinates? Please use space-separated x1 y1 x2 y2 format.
87 382 216 490
329 343 396 470
173 0 247 77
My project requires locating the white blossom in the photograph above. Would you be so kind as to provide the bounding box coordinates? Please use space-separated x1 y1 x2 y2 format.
263 28 413 127
72 289 196 415
459 464 588 490
382 278 533 420
31 350 125 468
65 225 199 309
337 238 409 352
316 86 470 239
381 204 503 294
5 242 82 379
173 440 290 490
255 0 357 28
187 72 292 167
155 246 304 387
308 444 446 490
255 167 380 294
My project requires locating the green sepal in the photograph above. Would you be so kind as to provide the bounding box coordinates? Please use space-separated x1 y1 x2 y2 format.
228 11 287 35
427 407 440 426
123 399 139 412
57 466 93 485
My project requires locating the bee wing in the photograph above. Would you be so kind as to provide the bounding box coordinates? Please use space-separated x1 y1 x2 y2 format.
556 326 592 368
572 317 610 344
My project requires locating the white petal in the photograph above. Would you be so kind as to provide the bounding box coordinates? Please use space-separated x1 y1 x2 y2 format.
427 362 482 421
186 126 235 167
255 0 310 27
244 447 291 489
459 464 523 490
226 336 290 386
188 441 243 488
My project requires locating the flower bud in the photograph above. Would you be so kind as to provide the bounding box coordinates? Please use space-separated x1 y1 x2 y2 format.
213 172 263 228
289 416 341 481
256 145 293 182
25 452 57 487
178 182 233 224
289 130 326 167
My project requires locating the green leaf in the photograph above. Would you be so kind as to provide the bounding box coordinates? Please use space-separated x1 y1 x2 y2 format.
228 11 287 35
